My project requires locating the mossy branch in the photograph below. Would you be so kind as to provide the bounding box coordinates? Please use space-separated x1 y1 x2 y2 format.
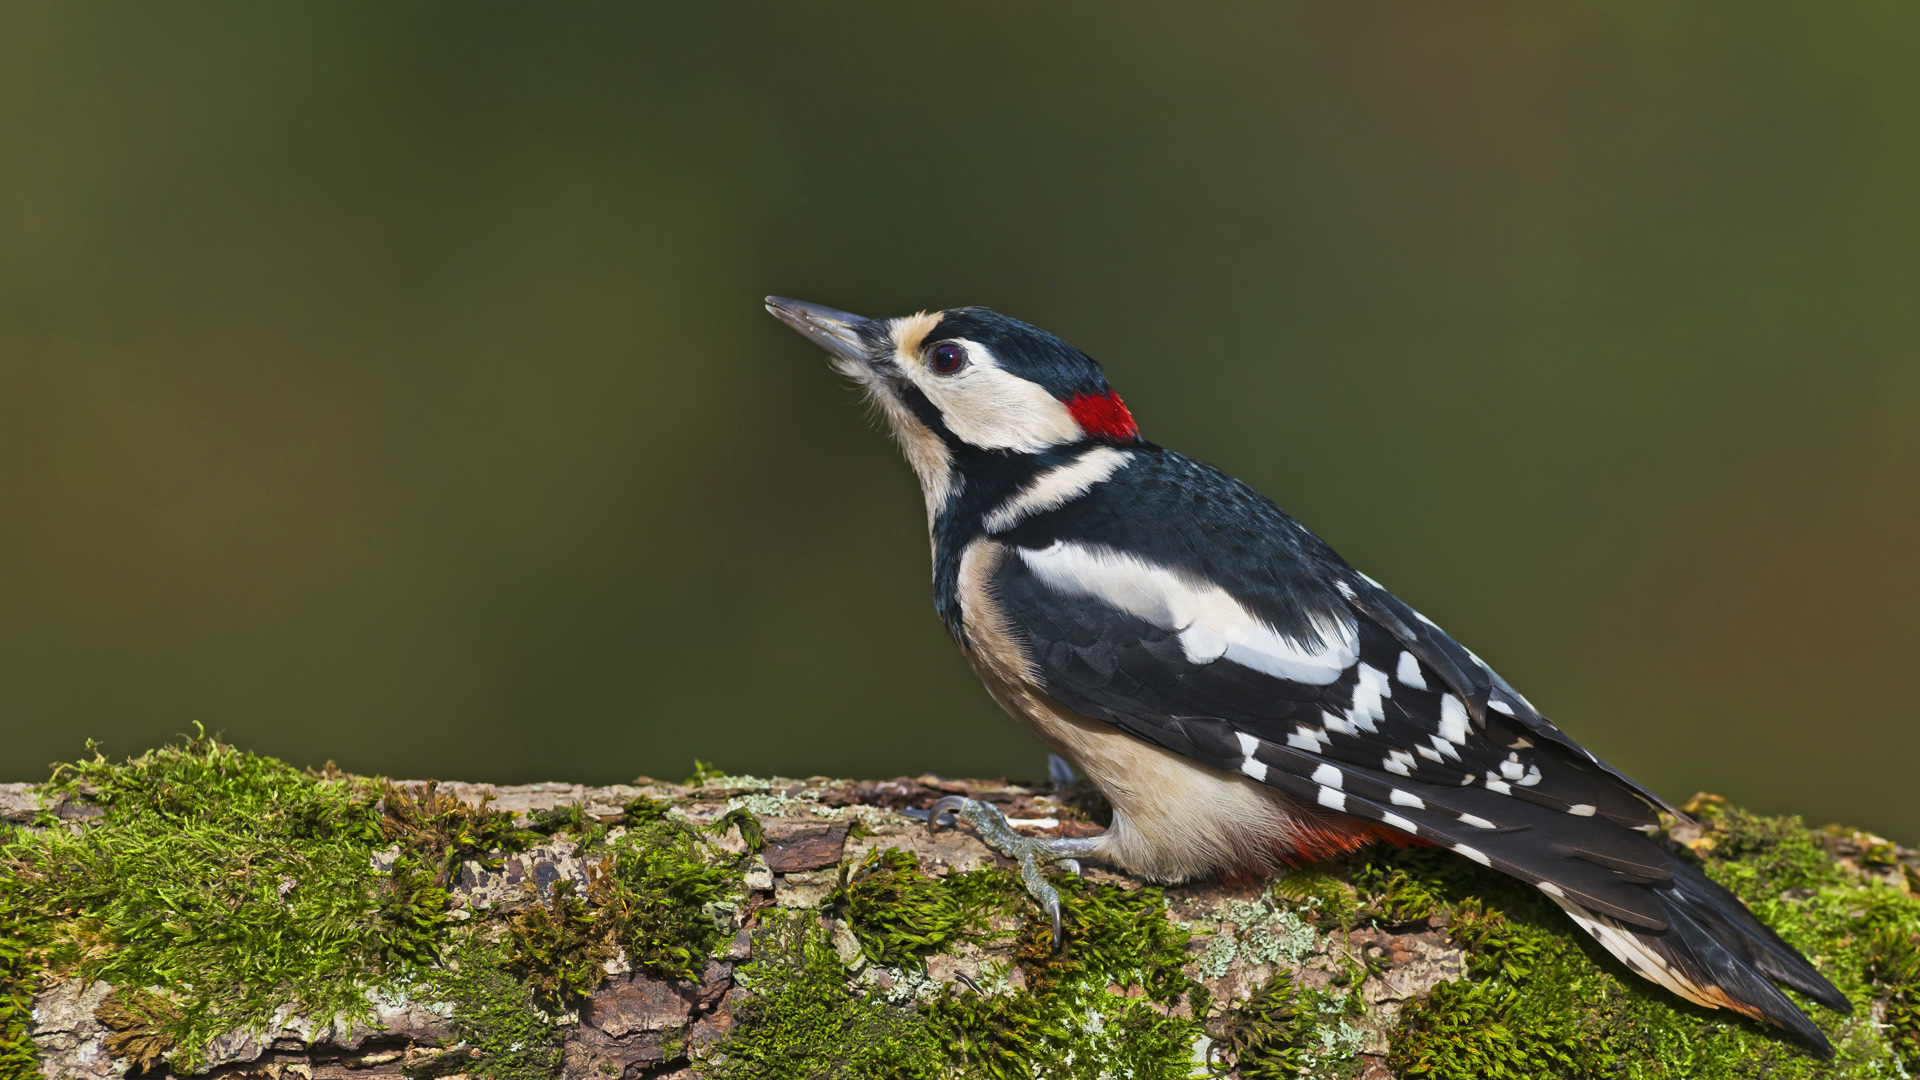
4 737 1918 1080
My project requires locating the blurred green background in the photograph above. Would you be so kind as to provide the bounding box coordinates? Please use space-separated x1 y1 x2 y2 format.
2 5 1916 838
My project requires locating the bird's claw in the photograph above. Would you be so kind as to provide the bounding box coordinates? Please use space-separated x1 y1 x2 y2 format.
926 796 1096 951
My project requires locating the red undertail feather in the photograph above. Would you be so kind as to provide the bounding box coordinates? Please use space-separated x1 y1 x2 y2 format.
1223 818 1429 886
1064 391 1140 443
1285 820 1432 867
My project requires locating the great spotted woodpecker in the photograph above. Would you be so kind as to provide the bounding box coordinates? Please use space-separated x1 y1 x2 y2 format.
764 296 1848 1053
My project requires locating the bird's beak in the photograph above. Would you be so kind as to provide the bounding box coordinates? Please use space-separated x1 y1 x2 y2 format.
764 296 877 364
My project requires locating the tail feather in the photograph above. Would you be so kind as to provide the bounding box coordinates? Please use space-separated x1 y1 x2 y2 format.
1663 861 1850 1012
1544 862 1849 1057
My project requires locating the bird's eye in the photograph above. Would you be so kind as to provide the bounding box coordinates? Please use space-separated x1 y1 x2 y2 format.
930 343 968 375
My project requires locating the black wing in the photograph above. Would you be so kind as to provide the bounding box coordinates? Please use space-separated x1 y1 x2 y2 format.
996 543 1673 927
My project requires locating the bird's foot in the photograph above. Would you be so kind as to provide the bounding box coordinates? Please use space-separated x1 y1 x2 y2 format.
928 796 1101 949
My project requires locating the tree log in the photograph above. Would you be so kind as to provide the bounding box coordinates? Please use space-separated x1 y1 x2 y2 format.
4 740 1916 1080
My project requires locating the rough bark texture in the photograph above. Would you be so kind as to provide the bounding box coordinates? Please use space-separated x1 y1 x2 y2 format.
5 744 1919 1080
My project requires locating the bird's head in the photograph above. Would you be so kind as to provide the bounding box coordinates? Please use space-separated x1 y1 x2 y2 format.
766 296 1139 518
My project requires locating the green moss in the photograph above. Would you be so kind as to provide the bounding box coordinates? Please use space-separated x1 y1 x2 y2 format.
506 879 611 1009
494 793 747 1008
429 790 751 1077
0 734 622 1076
1864 926 1920 1069
927 973 1200 1080
598 813 743 983
1201 968 1365 1080
379 780 539 887
1044 873 1195 1004
1 733 394 1071
698 910 943 1080
429 930 565 1080
1686 794 1840 897
1391 978 1581 1079
715 849 1208 1080
0 889 45 1080
1350 852 1457 928
375 855 453 969
906 853 1202 1076
932 984 1200 1080
830 848 1014 969
1274 867 1362 932
1205 970 1305 1077
707 806 766 853
525 801 595 838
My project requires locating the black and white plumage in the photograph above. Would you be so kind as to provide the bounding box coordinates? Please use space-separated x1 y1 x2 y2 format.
764 297 1849 1053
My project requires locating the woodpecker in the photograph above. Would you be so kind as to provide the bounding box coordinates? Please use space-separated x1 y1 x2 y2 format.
764 296 1848 1053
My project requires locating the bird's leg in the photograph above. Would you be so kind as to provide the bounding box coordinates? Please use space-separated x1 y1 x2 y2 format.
928 796 1102 948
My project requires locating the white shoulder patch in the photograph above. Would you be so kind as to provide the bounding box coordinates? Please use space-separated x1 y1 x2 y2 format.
984 447 1133 533
1015 541 1358 685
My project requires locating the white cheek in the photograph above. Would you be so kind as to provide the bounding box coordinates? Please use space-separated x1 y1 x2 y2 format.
902 340 1083 452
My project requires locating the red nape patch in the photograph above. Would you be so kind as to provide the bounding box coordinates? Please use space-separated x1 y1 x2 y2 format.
1063 391 1140 443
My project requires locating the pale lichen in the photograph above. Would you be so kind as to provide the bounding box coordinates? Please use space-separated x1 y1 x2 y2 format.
1193 898 1321 981
721 792 803 818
